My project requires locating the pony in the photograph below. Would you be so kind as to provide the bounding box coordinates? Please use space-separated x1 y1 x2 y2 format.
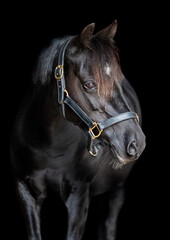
10 21 146 240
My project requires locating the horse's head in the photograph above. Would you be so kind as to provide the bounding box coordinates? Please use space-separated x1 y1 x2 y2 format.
55 21 146 169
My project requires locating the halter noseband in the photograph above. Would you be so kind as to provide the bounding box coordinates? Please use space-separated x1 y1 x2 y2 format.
54 36 139 155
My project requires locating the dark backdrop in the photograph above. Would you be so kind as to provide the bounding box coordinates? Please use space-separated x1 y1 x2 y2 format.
7 2 167 240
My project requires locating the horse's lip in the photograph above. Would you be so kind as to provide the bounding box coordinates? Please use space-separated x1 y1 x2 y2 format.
111 147 126 164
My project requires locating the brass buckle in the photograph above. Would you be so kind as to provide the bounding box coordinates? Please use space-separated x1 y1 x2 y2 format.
55 65 64 80
89 122 103 140
136 113 139 123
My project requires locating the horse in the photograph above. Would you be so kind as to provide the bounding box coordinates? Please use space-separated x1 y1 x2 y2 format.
10 21 146 240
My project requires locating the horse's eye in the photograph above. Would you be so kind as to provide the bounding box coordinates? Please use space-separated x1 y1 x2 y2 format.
84 81 96 90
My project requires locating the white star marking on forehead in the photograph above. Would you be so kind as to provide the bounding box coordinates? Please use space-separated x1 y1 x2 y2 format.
104 63 111 76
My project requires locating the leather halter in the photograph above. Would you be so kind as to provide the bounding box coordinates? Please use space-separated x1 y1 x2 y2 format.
54 36 139 155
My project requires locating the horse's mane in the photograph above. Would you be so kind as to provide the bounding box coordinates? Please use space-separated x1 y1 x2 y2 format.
32 37 68 85
33 35 123 99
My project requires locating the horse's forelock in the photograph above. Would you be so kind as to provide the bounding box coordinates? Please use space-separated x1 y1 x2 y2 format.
88 37 123 99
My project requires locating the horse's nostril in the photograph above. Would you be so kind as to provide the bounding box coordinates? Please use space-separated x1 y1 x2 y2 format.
127 140 138 157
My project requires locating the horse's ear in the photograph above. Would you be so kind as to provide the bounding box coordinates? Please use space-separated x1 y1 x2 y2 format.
80 23 95 46
95 20 118 40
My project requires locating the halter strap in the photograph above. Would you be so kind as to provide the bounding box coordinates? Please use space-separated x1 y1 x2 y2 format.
54 37 139 155
55 36 74 117
64 95 94 128
98 112 138 131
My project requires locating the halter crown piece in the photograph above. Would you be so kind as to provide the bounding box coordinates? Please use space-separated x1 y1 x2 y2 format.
54 37 139 156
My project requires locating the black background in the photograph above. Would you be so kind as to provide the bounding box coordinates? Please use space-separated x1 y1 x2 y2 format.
7 2 167 240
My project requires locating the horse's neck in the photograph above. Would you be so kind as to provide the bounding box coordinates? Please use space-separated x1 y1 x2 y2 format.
27 82 83 150
32 82 57 115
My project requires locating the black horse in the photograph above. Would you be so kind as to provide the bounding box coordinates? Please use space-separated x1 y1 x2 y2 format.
10 21 146 240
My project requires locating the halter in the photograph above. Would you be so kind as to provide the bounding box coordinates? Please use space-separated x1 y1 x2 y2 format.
54 36 139 155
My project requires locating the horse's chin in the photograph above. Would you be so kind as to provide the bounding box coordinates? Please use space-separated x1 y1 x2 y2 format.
109 161 124 170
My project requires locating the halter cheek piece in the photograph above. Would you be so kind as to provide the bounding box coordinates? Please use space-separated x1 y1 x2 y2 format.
54 36 139 155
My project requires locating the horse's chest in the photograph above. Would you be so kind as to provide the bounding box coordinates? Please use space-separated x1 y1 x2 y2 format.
89 167 118 195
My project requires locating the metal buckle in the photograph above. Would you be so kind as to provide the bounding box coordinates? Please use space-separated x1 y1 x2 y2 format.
55 65 64 80
136 113 139 123
88 122 103 140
